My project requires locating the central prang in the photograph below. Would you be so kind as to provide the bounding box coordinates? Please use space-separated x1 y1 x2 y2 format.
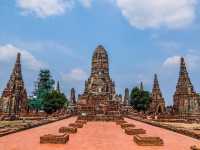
77 45 120 115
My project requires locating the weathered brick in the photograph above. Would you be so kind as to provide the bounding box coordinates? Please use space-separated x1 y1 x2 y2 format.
40 134 69 144
134 135 164 146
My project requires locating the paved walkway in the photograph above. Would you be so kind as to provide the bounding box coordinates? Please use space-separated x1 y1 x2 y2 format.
0 117 199 150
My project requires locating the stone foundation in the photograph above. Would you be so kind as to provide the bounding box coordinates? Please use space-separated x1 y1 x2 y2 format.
134 135 164 146
116 120 127 125
77 115 123 122
59 127 77 134
40 134 69 144
121 123 135 129
125 128 146 135
191 146 200 150
69 123 83 128
75 120 87 125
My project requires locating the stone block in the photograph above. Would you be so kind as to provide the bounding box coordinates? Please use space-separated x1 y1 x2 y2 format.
121 123 135 129
69 123 83 128
59 127 77 134
191 145 200 150
125 128 146 135
116 120 127 125
76 120 87 124
40 134 69 144
134 135 164 146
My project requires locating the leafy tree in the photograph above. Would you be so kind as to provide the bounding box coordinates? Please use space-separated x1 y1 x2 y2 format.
28 97 42 113
30 69 69 114
28 69 55 113
43 90 68 114
130 87 151 112
35 70 55 100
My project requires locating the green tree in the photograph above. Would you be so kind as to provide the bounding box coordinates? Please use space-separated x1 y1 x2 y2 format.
28 69 55 113
28 97 42 113
43 90 68 114
35 70 55 100
130 87 151 112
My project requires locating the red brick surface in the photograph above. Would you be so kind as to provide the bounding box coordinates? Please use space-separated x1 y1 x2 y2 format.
0 117 199 150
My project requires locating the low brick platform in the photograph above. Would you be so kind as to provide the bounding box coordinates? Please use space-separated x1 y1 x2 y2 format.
69 123 84 128
59 127 77 134
191 145 200 150
121 123 135 129
125 128 146 135
40 133 69 144
134 135 164 146
77 115 123 122
116 120 127 125
75 120 87 125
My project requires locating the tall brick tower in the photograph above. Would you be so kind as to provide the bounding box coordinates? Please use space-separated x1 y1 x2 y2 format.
70 88 76 105
78 45 119 114
1 53 27 115
124 88 129 106
149 74 165 114
173 57 200 115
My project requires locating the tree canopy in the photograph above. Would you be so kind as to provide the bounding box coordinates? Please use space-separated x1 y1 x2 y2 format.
28 97 42 113
35 69 55 100
28 69 68 114
43 90 68 114
130 87 151 112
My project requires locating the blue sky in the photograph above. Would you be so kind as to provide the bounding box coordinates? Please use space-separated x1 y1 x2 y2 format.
0 0 200 105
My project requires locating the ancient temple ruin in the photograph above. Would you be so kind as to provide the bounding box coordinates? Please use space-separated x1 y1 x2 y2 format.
149 74 165 114
124 88 129 106
0 53 28 115
77 45 120 115
70 88 76 105
173 57 200 115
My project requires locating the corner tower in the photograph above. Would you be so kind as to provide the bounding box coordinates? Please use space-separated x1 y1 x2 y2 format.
173 57 200 115
1 53 27 115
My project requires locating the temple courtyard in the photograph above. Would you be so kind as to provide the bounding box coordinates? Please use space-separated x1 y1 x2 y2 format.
0 117 199 150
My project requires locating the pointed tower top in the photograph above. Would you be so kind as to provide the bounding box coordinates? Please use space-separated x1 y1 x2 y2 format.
140 82 144 91
180 57 188 75
93 45 107 56
10 52 23 82
176 57 194 94
150 73 165 113
181 57 185 64
151 74 164 98
124 88 129 106
92 45 109 74
70 88 76 104
153 74 159 89
16 53 21 63
56 81 60 93
97 45 105 49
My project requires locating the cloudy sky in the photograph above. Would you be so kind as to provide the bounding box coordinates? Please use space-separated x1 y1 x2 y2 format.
0 0 200 105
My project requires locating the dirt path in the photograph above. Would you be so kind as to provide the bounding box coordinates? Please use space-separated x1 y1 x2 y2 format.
0 117 199 150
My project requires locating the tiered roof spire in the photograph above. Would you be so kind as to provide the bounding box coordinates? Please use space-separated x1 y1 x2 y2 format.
173 57 200 115
149 74 165 114
1 53 27 114
176 57 194 94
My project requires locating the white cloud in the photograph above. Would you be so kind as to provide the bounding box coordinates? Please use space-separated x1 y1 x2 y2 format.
61 68 87 82
79 0 92 8
163 56 181 67
163 50 200 69
0 44 46 71
17 0 74 18
116 0 197 29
